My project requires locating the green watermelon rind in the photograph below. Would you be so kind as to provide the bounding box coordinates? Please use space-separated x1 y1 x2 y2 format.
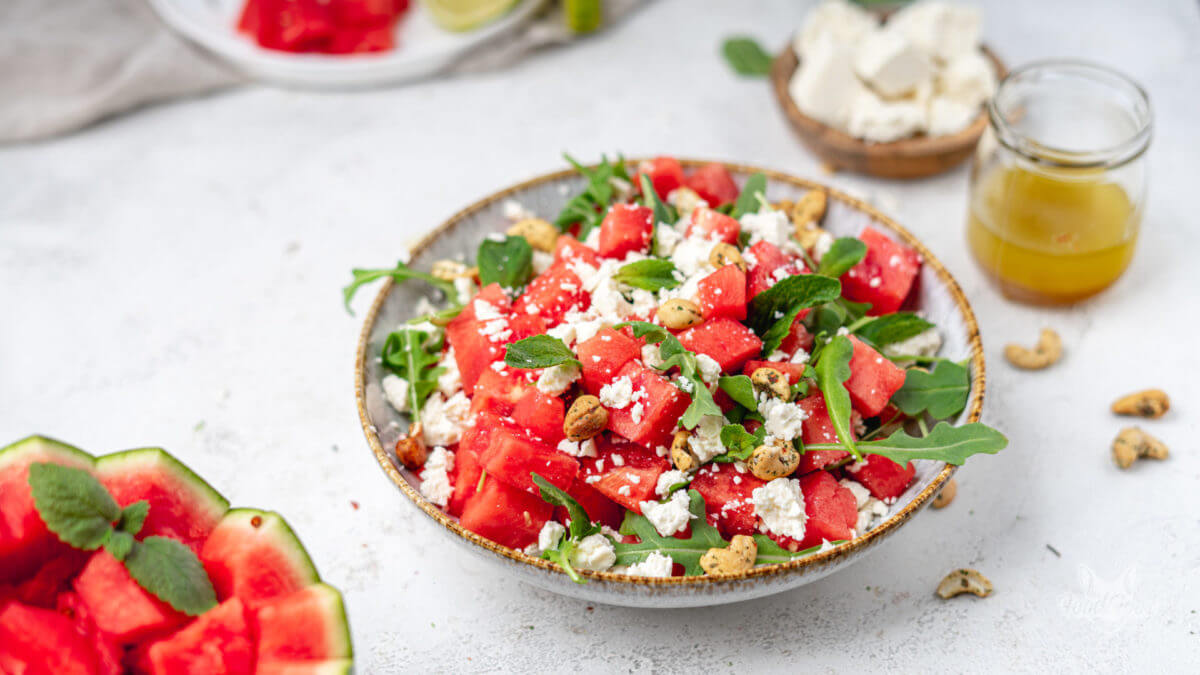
256 659 354 675
276 583 353 660
216 508 322 588
0 435 95 471
93 447 231 526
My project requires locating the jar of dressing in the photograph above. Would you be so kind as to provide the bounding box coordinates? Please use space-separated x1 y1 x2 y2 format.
966 60 1152 304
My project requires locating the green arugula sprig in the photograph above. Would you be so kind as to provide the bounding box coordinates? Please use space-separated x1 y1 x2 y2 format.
747 274 842 355
477 235 533 290
802 423 1007 467
613 259 680 292
612 490 721 575
555 154 631 238
381 326 445 416
342 261 458 314
815 238 867 278
813 335 860 461
504 335 581 370
891 360 971 418
28 463 217 616
752 536 846 564
618 321 722 429
638 173 678 226
721 37 774 77
532 474 601 584
854 312 935 348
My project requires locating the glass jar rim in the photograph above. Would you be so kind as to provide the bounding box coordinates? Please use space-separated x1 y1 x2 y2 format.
987 59 1153 169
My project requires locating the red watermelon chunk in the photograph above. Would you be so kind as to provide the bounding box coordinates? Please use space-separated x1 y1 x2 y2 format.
73 551 188 646
579 439 670 512
482 426 579 496
677 318 762 373
691 462 764 538
795 393 849 474
741 360 807 384
779 312 815 355
696 264 747 320
685 163 740 206
147 597 254 675
746 240 804 298
604 361 690 449
446 285 513 390
200 509 320 610
469 367 529 417
686 209 741 245
13 550 88 608
847 455 915 502
845 336 906 417
636 157 685 200
0 600 102 675
252 584 351 663
458 476 551 549
512 388 566 445
447 445 484 518
576 327 641 395
597 204 654 259
562 478 625 531
841 226 921 315
512 261 589 326
795 471 858 550
553 235 599 267
56 592 122 675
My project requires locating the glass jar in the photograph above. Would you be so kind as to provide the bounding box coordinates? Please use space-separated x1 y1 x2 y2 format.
966 61 1152 304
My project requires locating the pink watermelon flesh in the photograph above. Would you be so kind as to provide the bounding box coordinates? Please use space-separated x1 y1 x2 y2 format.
148 597 254 675
73 550 189 646
14 549 90 608
252 584 352 662
95 448 229 554
0 600 102 675
256 660 354 675
57 592 123 675
0 436 95 584
200 509 320 609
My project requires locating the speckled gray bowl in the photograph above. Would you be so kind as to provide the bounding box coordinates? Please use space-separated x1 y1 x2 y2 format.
356 160 986 608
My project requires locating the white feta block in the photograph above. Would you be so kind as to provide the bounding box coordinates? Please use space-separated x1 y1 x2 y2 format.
789 35 867 130
926 96 979 137
936 49 998 108
846 90 926 143
793 0 878 61
888 1 982 63
855 29 932 98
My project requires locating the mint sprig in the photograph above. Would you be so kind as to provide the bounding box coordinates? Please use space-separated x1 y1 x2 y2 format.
613 259 680 292
638 173 678 226
712 423 766 463
730 173 767 218
477 235 533 290
747 274 842 355
124 536 219 616
717 375 757 411
855 312 935 348
28 463 120 551
815 238 867 278
556 154 631 238
505 335 581 370
721 37 773 77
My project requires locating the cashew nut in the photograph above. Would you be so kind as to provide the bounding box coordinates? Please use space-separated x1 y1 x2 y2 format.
700 535 757 575
394 423 428 469
750 367 792 402
1111 389 1170 419
1111 426 1169 470
431 259 472 282
790 189 828 231
708 242 747 272
747 439 801 481
657 299 704 330
932 478 957 509
936 568 993 599
1004 328 1062 370
506 218 559 252
670 430 700 473
563 395 608 442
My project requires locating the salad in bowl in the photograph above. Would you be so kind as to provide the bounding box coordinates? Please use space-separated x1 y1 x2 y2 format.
348 155 1005 603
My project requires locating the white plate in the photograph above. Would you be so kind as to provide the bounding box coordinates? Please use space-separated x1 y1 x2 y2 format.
149 0 545 89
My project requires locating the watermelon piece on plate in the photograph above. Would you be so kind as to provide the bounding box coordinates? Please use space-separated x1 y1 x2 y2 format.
846 455 915 501
636 156 685 200
512 261 589 326
841 226 921 316
578 438 670 513
844 336 907 417
604 361 690 450
481 425 579 496
684 163 740 206
13 549 89 608
686 209 741 245
696 264 747 320
0 436 95 584
512 388 566 445
458 476 552 549
677 318 763 374
576 327 642 395
73 551 188 646
597 203 654 259
691 462 765 538
256 660 354 675
200 509 320 609
0 599 102 675
147 597 254 675
795 393 850 474
252 583 352 662
765 471 858 552
56 592 123 675
94 447 229 554
553 235 599 267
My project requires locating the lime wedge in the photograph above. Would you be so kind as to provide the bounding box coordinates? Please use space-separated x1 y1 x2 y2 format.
565 0 601 33
425 0 519 32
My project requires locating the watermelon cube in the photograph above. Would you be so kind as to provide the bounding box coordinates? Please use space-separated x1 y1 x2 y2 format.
690 462 765 538
578 439 670 512
252 584 351 662
0 600 101 675
147 597 254 675
446 284 513 390
553 235 599 268
605 361 690 449
847 455 915 502
746 240 804 298
469 367 529 417
512 388 566 445
636 156 685 200
685 163 740 206
845 336 906 417
686 209 741 245
482 426 579 496
512 261 589 326
795 471 858 550
56 592 123 675
696 264 747 320
458 476 552 549
562 478 626 530
447 445 484 517
841 226 921 315
597 204 654 259
677 318 763 374
73 551 188 646
576 327 641 394
779 312 815 356
795 393 849 474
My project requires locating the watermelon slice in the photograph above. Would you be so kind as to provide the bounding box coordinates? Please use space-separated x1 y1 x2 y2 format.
252 583 352 662
256 660 354 675
200 509 320 609
0 436 96 584
56 592 123 675
0 599 102 675
73 550 188 646
94 447 230 554
147 597 254 675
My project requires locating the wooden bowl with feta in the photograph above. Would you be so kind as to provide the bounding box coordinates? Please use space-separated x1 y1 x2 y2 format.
771 1 1007 179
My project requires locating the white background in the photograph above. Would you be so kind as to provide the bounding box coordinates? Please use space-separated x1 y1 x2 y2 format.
2 0 1198 671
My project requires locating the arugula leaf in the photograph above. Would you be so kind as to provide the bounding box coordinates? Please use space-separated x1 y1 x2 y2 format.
612 490 725 575
717 375 757 411
638 173 677 226
532 474 597 540
381 327 445 416
123 537 218 616
117 501 150 536
543 542 585 584
342 261 457 314
856 313 935 348
815 238 867 278
477 235 533 290
713 424 766 463
748 274 842 355
28 463 119 551
618 321 723 429
730 173 767 218
614 259 680 292
804 423 1007 466
813 335 859 461
555 154 630 237
752 536 844 565
891 360 970 419
811 297 872 338
722 37 773 77
504 335 581 370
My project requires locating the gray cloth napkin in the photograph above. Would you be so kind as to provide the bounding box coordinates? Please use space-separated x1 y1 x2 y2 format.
0 0 642 144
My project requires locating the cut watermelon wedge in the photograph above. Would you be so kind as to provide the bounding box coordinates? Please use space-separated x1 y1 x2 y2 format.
73 550 188 646
0 436 96 584
147 597 254 675
95 448 230 554
0 599 102 675
200 509 320 609
256 660 355 675
253 583 353 662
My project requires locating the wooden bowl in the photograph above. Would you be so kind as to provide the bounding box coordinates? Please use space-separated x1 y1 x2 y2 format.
771 46 1007 179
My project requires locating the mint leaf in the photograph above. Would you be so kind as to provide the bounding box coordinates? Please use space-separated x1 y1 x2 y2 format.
531 473 598 541
105 530 135 561
722 37 773 77
814 335 859 461
505 335 581 370
752 536 843 564
342 261 457 314
612 490 725 575
477 235 533 290
28 463 119 551
816 238 867 278
748 274 842 355
117 501 150 536
381 327 445 416
713 424 766 463
717 375 757 411
856 313 935 347
804 423 1007 466
123 536 218 616
556 154 630 237
638 173 678 226
730 173 767 218
892 360 970 418
614 259 680 292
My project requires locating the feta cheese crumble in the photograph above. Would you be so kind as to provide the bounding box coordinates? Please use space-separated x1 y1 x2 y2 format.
537 363 582 396
599 376 634 409
569 533 616 572
421 391 471 446
436 349 462 396
557 438 598 458
760 397 809 442
656 469 688 497
638 490 695 537
689 415 727 463
626 551 674 578
537 520 566 553
884 326 942 359
419 447 454 507
752 478 807 541
381 374 410 413
695 353 722 384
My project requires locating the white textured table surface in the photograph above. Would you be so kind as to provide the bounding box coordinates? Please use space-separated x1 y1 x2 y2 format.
2 0 1198 671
